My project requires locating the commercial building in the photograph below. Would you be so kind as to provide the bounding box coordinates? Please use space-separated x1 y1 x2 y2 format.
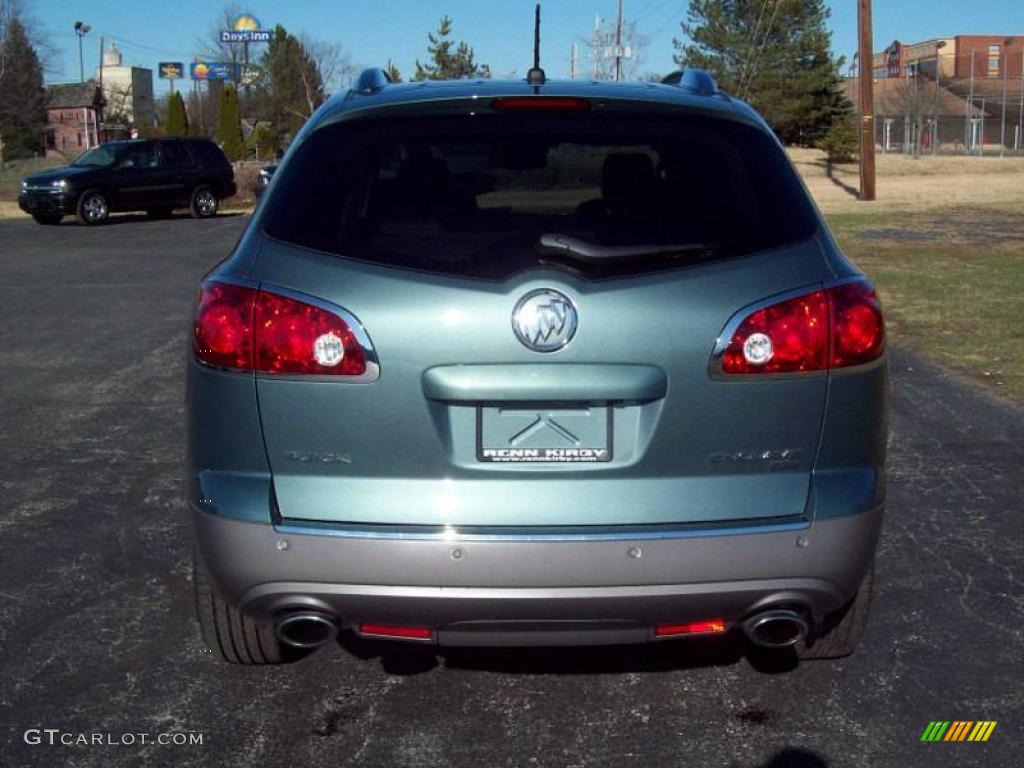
872 35 1024 83
97 42 155 131
859 34 1024 152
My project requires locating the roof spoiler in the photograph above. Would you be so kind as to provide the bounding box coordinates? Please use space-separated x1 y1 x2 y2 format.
352 67 392 95
661 69 719 97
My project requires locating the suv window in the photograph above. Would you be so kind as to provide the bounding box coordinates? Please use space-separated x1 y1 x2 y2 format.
119 142 159 169
186 140 230 169
160 141 192 168
261 112 819 280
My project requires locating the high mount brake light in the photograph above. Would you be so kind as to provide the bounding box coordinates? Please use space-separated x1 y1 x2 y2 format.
490 96 591 112
193 282 367 376
718 279 884 375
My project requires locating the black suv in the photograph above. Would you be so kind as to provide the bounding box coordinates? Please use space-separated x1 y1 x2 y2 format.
18 138 237 225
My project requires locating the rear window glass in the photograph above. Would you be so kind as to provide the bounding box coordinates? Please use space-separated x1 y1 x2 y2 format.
187 140 229 168
261 112 818 280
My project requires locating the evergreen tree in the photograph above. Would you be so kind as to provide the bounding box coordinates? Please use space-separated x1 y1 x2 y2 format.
0 16 45 159
215 84 244 160
165 91 189 136
673 0 847 144
413 16 490 81
384 59 402 84
259 25 325 138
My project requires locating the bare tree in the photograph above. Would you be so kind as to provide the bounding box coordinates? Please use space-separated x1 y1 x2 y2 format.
299 34 358 100
888 76 944 156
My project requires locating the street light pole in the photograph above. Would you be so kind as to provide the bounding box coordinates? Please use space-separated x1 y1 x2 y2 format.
857 0 875 201
934 40 946 155
1000 38 1011 157
73 21 91 83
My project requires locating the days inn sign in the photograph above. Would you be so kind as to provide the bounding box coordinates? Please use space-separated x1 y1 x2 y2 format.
219 13 271 43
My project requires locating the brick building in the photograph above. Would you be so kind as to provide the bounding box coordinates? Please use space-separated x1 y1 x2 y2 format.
44 82 105 158
860 34 1024 151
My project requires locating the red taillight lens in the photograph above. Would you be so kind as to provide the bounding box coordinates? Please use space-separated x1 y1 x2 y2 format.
490 96 591 111
721 290 829 374
193 282 367 376
254 290 366 375
358 623 433 640
829 281 884 367
718 279 884 375
655 619 727 637
193 282 254 370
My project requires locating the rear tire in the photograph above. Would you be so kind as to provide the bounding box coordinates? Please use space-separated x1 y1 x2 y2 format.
32 214 62 225
799 561 875 659
193 550 290 664
190 185 218 218
76 189 109 225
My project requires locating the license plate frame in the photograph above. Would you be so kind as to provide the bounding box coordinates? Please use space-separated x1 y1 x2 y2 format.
476 404 613 463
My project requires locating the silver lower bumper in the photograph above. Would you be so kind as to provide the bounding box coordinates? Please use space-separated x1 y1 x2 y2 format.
194 505 883 646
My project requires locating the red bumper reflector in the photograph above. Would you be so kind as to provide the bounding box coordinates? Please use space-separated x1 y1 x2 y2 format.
358 623 433 640
655 619 727 637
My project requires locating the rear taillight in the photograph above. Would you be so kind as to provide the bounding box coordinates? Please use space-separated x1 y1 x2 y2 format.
717 279 884 375
193 281 367 375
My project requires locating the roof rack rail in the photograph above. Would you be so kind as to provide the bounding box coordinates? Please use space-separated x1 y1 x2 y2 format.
661 69 719 97
352 67 392 95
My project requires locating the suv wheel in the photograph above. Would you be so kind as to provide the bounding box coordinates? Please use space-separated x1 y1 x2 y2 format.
32 214 62 225
193 551 290 664
76 189 109 225
799 561 875 659
190 186 218 218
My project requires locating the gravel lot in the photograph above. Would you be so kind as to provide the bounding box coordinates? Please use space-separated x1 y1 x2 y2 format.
0 214 1020 768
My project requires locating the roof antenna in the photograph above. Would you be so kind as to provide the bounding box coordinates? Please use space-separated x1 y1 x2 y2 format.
526 4 545 85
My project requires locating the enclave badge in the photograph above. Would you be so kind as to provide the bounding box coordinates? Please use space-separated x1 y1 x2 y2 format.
512 289 578 352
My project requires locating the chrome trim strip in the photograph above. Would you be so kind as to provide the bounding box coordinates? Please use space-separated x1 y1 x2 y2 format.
273 519 810 542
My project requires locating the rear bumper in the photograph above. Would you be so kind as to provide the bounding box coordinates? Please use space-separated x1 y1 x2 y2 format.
194 504 883 646
18 191 75 216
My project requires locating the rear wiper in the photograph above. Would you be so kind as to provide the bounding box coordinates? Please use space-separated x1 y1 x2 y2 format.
536 233 718 264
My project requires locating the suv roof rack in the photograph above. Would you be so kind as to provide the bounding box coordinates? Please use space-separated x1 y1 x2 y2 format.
661 68 719 97
352 67 392 95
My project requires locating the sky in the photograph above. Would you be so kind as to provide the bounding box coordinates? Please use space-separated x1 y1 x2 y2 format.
25 0 1024 97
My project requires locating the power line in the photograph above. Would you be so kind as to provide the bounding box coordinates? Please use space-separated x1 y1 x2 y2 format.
741 0 781 100
738 0 771 96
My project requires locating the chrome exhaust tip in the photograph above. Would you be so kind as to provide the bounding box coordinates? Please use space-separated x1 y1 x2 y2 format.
742 609 809 648
275 611 338 649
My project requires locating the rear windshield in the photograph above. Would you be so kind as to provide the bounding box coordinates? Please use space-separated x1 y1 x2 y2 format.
187 140 230 169
261 112 818 280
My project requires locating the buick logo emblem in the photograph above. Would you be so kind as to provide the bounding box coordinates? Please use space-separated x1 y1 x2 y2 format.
512 289 578 352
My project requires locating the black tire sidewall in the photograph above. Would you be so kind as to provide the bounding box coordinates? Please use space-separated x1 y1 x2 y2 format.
190 186 218 218
76 189 108 225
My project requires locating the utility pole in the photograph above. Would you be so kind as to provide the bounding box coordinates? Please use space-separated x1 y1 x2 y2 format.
857 0 875 201
614 0 624 82
569 42 577 80
592 15 601 79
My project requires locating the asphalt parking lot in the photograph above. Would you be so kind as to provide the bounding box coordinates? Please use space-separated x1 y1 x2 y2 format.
0 213 1020 768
